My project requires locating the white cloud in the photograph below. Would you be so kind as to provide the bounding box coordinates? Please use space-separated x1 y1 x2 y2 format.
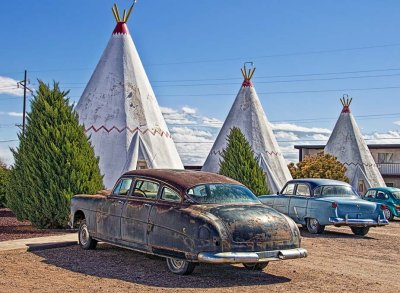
270 122 331 134
160 106 177 114
0 145 15 166
0 76 24 96
169 127 213 165
363 131 400 144
393 121 400 126
0 112 23 117
182 106 196 115
274 131 299 141
202 116 223 128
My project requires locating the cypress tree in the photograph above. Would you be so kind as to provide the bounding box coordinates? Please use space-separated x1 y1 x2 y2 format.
219 127 270 196
6 81 103 228
0 160 9 207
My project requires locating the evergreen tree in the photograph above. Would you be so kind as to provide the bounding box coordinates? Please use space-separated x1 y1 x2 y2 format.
6 81 103 228
288 152 349 182
0 160 9 207
219 127 270 195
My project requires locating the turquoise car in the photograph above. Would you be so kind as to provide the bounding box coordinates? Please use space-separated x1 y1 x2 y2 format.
363 187 400 221
259 179 389 236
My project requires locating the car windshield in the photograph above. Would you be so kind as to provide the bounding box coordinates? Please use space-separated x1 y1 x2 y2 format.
392 191 400 199
318 185 358 198
187 184 260 204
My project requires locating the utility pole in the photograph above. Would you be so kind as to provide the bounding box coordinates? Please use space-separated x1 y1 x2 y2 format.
22 70 27 135
17 70 32 136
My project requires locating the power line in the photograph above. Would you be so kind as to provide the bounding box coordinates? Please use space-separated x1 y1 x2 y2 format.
40 72 400 89
2 42 400 76
174 137 400 144
158 85 400 97
146 42 400 66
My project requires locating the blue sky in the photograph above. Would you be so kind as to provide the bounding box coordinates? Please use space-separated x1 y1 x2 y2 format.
1 0 400 165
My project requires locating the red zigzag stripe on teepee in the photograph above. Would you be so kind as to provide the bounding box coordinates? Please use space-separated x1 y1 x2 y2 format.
208 150 282 156
342 162 379 167
85 125 172 138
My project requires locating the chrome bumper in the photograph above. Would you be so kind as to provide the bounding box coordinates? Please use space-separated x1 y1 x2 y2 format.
329 216 389 227
197 248 308 264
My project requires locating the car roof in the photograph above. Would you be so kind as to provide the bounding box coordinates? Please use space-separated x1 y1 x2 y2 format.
122 169 242 190
368 186 400 193
286 178 350 189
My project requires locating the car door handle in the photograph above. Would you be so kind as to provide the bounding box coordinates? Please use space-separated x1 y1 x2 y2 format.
118 200 124 205
143 203 151 208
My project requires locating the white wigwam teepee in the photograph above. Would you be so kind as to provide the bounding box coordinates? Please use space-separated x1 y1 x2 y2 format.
76 3 183 188
324 96 385 193
201 64 292 193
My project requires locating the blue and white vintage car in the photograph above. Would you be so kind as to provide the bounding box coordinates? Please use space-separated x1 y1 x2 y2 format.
259 179 389 236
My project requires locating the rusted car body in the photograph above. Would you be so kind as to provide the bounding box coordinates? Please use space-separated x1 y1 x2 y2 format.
70 169 307 275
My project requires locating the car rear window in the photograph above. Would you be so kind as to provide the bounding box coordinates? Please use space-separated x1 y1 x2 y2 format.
187 184 259 204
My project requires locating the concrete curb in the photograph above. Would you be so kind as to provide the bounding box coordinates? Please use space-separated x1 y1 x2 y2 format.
26 241 77 252
0 233 77 252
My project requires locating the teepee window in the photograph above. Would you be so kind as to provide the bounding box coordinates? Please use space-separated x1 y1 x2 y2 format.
137 160 148 170
358 180 365 194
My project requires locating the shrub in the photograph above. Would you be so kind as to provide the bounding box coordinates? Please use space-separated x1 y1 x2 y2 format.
219 127 270 195
6 81 103 228
288 152 349 182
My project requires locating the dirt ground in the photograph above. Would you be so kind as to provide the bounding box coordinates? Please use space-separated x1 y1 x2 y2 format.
0 220 399 293
0 208 64 241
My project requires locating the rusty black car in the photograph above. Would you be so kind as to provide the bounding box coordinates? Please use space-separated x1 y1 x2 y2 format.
70 170 307 275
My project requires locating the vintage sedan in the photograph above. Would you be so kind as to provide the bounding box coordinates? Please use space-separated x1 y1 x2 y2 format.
363 187 400 220
70 169 307 275
259 179 389 236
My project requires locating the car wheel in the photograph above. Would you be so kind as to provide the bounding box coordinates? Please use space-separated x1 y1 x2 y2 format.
243 262 269 271
78 219 97 250
306 218 325 234
383 208 394 221
166 258 196 275
351 227 370 236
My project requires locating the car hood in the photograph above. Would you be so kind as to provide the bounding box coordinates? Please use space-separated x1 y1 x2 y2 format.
189 204 295 244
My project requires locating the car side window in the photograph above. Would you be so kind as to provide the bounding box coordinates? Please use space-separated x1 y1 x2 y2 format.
365 190 376 199
376 191 388 200
295 184 310 197
112 178 133 196
282 183 295 195
313 186 322 196
133 180 160 199
161 187 181 202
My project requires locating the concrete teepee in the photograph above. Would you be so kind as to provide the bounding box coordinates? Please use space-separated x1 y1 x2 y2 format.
201 64 292 193
324 95 385 193
76 3 183 188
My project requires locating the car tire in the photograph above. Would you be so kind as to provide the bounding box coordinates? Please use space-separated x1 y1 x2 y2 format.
351 227 370 236
166 258 196 275
306 218 325 234
243 262 269 271
383 208 394 221
78 219 97 250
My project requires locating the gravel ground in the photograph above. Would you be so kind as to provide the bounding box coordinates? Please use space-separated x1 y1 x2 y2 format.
0 208 64 241
0 220 399 293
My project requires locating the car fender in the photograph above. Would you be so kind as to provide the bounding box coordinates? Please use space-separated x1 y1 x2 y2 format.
305 198 336 226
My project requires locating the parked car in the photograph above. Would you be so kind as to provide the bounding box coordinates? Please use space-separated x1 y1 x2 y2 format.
363 187 400 221
70 169 307 275
259 179 389 236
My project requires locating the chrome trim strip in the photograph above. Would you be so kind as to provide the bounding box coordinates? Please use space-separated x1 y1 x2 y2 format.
329 217 389 226
198 248 308 264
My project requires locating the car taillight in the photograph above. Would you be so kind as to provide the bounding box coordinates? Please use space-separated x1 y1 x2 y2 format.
380 204 387 210
331 202 338 208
